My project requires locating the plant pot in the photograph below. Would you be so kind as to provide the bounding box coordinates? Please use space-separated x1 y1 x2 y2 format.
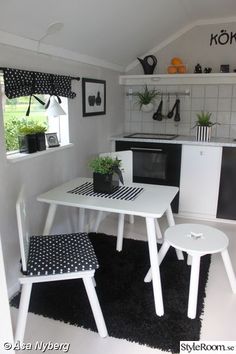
196 125 212 141
36 133 46 151
141 103 154 112
93 173 115 194
18 134 38 153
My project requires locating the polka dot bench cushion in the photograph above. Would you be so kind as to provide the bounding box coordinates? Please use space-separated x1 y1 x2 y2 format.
27 233 99 276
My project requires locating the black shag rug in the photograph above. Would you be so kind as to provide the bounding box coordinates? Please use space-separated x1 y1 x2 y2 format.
11 233 211 353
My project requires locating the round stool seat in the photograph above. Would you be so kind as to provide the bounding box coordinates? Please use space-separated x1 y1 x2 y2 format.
165 223 228 255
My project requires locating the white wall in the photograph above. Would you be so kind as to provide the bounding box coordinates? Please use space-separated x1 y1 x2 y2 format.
0 44 124 296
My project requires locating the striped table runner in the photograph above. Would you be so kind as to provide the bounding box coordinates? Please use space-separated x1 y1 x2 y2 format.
67 182 143 201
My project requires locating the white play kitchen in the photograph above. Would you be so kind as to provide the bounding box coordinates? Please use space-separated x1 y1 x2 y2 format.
112 72 236 222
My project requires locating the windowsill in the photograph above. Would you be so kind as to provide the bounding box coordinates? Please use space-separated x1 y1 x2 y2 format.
7 143 74 163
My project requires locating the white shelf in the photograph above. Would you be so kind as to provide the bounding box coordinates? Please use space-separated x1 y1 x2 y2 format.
119 73 236 86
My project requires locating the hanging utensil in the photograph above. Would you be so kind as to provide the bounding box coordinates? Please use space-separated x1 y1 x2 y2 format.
174 99 181 121
167 98 178 119
153 98 163 121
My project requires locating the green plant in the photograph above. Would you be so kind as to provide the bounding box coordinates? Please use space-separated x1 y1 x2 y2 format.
193 111 219 127
33 124 47 134
136 85 158 109
89 156 124 184
18 122 47 135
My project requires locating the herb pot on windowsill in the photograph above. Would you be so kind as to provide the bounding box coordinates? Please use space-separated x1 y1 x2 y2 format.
18 134 38 154
35 132 46 151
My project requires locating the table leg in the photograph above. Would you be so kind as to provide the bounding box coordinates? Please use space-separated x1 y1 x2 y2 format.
144 240 170 283
78 208 85 232
145 217 164 316
166 205 184 260
43 204 57 235
116 213 125 252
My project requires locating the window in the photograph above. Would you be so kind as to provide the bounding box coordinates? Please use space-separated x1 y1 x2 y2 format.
0 75 69 154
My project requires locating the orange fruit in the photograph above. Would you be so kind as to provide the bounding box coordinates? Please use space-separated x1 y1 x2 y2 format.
167 65 177 74
171 57 183 66
177 65 187 74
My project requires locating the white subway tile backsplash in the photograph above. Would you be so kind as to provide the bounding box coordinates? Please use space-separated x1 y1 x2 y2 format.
229 125 236 139
231 112 236 124
131 110 142 122
216 124 230 138
191 98 205 111
153 121 166 134
204 98 218 112
205 85 218 98
177 123 191 136
191 85 205 98
232 85 236 98
125 84 236 139
217 98 232 112
130 121 142 132
231 98 236 111
217 112 231 124
218 85 232 98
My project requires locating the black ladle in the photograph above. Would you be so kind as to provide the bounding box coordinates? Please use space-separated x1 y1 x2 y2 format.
174 99 181 121
153 99 163 121
167 99 178 119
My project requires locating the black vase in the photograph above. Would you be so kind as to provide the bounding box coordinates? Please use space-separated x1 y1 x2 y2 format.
36 133 46 151
18 134 37 154
93 173 114 194
137 55 157 75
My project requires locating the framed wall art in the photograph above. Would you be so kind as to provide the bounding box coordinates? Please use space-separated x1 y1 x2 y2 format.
45 133 60 147
82 78 106 117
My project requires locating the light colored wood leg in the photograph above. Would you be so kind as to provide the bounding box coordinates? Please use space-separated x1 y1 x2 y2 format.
221 249 236 293
83 277 108 338
188 255 201 319
78 208 85 232
165 206 184 260
145 217 164 316
144 240 170 282
43 204 57 235
92 211 104 233
15 282 32 344
116 213 125 252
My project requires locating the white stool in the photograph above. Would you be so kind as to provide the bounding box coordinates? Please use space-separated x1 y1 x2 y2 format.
149 223 236 319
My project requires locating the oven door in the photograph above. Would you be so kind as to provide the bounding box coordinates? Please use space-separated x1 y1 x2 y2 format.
131 147 168 184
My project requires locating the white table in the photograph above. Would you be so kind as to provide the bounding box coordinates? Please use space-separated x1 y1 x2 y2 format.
37 177 182 316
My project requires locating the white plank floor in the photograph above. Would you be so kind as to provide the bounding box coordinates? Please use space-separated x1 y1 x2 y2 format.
11 214 236 353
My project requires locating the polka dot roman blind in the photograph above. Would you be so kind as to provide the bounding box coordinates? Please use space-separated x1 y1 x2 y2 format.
3 68 77 99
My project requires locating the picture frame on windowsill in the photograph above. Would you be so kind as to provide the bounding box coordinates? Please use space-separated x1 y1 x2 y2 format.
82 78 106 117
45 133 60 148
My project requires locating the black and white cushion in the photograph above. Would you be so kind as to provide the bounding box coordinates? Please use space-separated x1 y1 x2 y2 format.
27 233 99 276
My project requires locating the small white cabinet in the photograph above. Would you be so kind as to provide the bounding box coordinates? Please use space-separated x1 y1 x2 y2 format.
179 145 222 218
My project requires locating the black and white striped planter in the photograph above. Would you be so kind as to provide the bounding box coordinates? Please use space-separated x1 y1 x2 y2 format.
196 125 212 142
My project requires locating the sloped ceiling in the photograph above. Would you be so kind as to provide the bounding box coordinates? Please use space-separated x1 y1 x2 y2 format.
0 0 235 72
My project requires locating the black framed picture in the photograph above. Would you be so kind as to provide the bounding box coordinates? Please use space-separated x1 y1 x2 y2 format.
45 133 60 147
82 78 106 117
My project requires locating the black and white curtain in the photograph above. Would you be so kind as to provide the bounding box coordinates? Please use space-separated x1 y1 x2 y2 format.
3 68 77 99
3 67 78 115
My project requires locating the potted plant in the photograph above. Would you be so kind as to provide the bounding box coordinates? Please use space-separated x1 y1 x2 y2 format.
18 122 47 153
33 124 47 151
89 156 124 194
193 111 219 142
136 85 159 112
18 125 38 153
